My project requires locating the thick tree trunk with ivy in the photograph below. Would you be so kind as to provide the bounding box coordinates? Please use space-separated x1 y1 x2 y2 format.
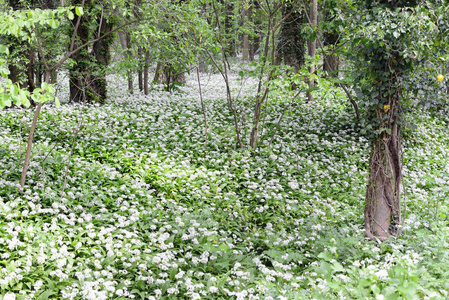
361 44 405 242
365 115 402 241
361 0 419 242
363 46 406 242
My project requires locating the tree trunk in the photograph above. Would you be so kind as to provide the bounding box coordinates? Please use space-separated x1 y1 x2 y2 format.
7 0 35 95
91 19 114 103
138 47 143 91
242 34 250 61
363 46 405 241
361 0 419 241
277 3 306 89
224 2 236 57
365 122 402 241
153 63 186 91
307 0 317 102
20 71 52 191
278 4 305 72
144 50 149 95
69 2 90 103
241 0 250 61
118 30 133 94
249 0 261 62
323 32 339 78
249 34 259 61
36 52 43 87
153 61 163 84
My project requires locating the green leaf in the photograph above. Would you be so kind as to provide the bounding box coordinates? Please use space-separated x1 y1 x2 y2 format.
37 290 55 300
0 66 10 77
0 44 9 54
49 19 59 29
371 284 380 295
359 278 371 287
54 97 60 107
0 94 12 108
67 11 74 20
10 23 19 36
397 281 417 298
75 6 83 17
10 84 18 97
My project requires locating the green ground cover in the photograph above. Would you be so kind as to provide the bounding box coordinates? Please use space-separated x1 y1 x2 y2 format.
0 72 448 299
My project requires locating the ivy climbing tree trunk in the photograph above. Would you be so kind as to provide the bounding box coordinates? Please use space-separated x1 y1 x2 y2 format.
357 0 419 241
363 48 405 241
365 89 402 241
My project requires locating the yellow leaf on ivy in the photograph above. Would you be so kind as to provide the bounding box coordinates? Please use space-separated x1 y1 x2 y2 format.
383 104 390 113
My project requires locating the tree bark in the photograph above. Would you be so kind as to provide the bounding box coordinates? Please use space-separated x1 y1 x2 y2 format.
118 30 133 94
307 0 317 102
277 4 306 72
241 0 250 61
323 32 339 78
20 71 52 191
153 61 163 84
363 47 404 241
224 2 236 57
7 0 35 95
91 18 114 103
138 47 143 91
144 50 149 95
362 0 419 241
365 122 402 241
69 2 90 103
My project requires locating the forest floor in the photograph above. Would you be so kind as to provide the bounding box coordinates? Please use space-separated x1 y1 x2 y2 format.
0 65 449 299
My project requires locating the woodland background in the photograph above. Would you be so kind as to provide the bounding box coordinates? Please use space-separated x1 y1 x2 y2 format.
0 0 449 299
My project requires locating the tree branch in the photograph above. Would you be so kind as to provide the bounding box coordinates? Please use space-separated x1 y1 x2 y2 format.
51 18 140 72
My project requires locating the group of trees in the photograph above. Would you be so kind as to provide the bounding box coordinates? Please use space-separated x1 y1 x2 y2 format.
1 0 448 242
